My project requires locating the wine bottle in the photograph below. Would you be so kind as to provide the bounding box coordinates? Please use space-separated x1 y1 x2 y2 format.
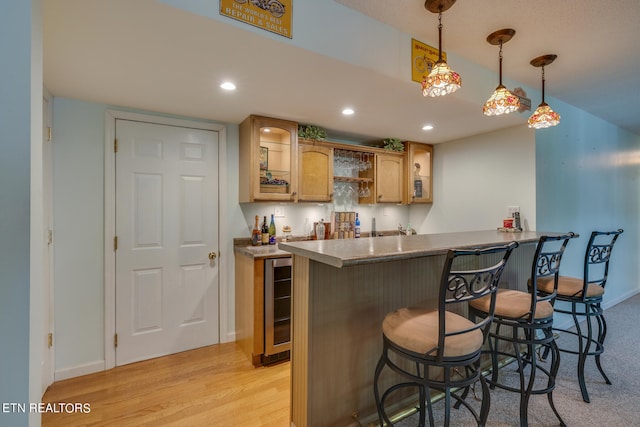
268 214 276 245
261 216 269 245
251 215 261 246
354 213 361 238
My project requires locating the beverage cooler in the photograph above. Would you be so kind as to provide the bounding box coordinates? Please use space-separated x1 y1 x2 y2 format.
264 257 292 358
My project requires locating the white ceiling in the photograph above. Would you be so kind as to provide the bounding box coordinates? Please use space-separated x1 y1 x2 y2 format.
43 0 640 144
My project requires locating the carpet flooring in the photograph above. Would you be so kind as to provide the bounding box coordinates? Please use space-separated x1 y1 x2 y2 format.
394 293 640 426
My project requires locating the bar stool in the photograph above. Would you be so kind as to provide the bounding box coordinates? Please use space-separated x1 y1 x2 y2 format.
373 242 518 427
537 229 623 403
469 233 575 427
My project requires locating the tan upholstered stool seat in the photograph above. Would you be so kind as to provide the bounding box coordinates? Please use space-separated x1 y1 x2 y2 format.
537 276 605 298
383 307 483 357
470 289 554 320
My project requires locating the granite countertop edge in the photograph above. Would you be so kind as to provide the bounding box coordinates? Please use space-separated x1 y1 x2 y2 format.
278 230 561 268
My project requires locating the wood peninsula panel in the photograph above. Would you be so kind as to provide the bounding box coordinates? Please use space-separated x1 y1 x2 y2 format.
291 255 309 427
234 251 265 366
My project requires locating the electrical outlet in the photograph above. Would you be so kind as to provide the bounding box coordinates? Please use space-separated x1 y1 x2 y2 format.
274 206 285 218
507 206 520 217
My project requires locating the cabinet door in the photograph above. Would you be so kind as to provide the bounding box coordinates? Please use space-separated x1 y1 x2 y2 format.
297 143 333 202
375 153 405 203
239 115 298 202
406 142 433 203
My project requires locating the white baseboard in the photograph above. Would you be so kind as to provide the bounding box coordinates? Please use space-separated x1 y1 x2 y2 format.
54 360 105 381
603 287 640 310
222 331 237 343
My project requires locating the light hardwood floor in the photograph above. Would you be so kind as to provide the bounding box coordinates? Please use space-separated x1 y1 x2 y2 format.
42 343 290 427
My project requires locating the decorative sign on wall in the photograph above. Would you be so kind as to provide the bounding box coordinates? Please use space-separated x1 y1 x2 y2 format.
220 0 292 39
411 38 447 83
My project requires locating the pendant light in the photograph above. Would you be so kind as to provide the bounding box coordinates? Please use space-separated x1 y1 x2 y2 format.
528 54 561 129
483 29 520 116
421 0 461 97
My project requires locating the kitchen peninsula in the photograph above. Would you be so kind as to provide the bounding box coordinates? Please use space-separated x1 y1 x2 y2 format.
279 230 560 427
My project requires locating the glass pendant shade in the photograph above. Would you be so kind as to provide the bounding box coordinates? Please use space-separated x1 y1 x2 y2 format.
528 102 560 129
483 29 519 116
483 84 520 116
421 61 462 97
421 1 460 98
528 54 560 129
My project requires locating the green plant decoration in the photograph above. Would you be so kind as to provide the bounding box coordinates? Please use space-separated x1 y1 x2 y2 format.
383 138 404 151
298 124 327 141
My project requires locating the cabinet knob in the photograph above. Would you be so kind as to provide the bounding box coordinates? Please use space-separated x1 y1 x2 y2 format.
208 251 217 260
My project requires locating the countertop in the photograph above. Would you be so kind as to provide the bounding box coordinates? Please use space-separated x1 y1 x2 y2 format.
278 230 560 268
233 244 292 259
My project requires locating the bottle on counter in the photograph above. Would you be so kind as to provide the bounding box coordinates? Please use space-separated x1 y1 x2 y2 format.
251 215 261 246
268 214 276 245
261 215 269 245
316 219 325 240
355 213 361 238
303 218 313 240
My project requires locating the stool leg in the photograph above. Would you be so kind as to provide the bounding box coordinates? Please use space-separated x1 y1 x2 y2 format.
594 304 612 386
373 350 393 426
520 338 536 427
572 302 591 403
478 373 490 427
545 329 567 427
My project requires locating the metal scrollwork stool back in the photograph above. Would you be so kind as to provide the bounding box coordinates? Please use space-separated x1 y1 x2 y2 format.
537 229 623 403
373 242 518 427
469 233 576 427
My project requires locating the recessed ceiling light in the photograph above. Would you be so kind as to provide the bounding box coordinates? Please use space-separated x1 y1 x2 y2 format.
220 82 236 91
422 124 434 131
342 108 355 116
263 128 271 133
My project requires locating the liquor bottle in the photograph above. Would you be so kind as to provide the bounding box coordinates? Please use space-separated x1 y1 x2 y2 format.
251 215 261 246
268 214 276 245
261 216 269 245
354 213 361 238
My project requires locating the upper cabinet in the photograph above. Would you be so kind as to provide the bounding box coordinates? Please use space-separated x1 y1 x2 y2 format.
297 142 333 202
239 115 433 205
405 142 433 204
239 115 298 203
375 152 405 204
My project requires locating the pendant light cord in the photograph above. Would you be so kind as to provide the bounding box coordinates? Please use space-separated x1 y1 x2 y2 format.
437 11 443 62
498 41 503 86
541 66 546 103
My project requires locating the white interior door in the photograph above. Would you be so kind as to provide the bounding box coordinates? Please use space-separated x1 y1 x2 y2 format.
115 119 220 366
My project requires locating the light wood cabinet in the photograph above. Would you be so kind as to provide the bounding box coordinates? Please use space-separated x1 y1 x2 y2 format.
239 115 433 205
239 115 298 202
297 141 334 202
375 152 405 203
235 251 265 366
405 141 433 204
235 250 292 366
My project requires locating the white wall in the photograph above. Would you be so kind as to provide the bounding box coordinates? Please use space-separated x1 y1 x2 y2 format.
535 98 640 309
410 125 536 233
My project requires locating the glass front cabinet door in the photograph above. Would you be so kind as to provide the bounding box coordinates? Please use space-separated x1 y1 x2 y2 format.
239 115 298 202
406 141 433 204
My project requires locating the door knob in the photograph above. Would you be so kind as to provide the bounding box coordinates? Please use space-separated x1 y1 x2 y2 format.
208 251 217 260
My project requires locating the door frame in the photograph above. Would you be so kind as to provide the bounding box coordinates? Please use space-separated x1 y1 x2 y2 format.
42 88 54 392
104 110 227 370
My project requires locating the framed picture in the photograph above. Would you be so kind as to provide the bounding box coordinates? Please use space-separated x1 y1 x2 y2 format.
259 146 269 170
